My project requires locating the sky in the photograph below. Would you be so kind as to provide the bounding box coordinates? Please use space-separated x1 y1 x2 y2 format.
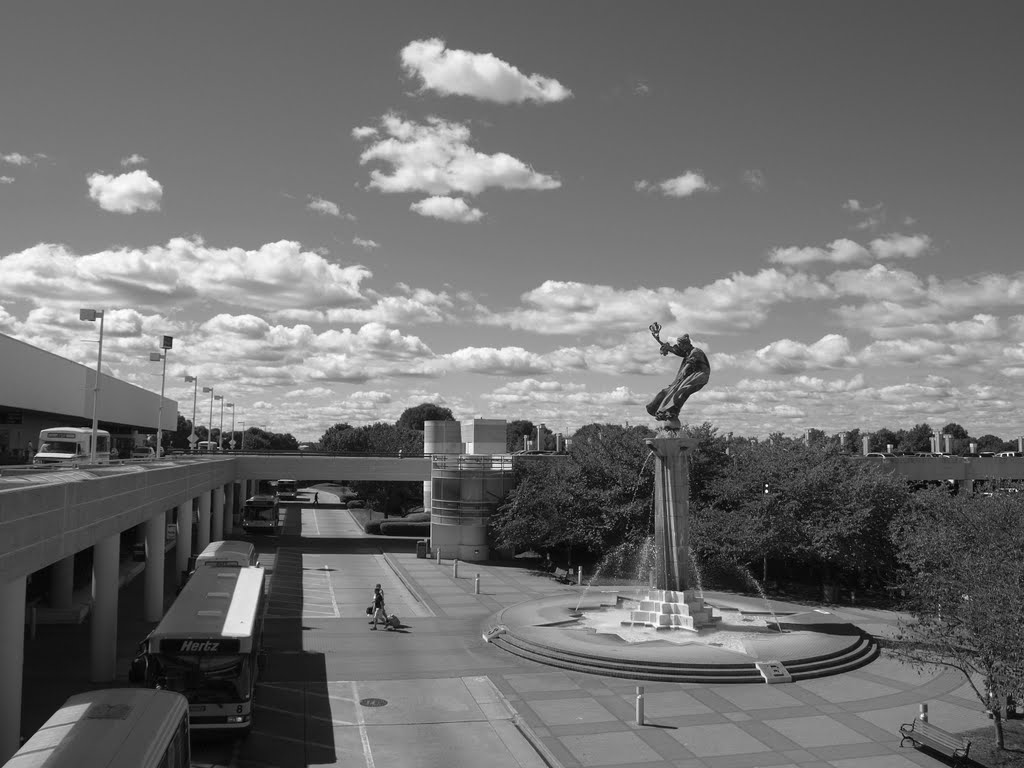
2 2 1024 443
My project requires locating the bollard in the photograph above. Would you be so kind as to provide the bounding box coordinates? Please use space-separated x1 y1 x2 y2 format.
919 703 928 722
475 573 480 594
577 566 583 586
453 559 459 579
635 686 645 725
436 549 441 564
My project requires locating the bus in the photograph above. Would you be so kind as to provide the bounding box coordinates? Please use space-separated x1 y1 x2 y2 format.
130 566 266 732
32 427 112 465
195 441 220 453
275 478 299 500
189 540 259 572
3 688 189 768
240 494 280 534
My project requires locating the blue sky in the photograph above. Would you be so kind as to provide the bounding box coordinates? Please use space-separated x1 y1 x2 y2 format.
2 2 1023 442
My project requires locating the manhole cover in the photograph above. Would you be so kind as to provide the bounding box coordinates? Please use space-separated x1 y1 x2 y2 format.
359 698 388 707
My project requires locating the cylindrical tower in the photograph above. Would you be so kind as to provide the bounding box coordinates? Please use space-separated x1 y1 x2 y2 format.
423 420 463 518
429 454 512 561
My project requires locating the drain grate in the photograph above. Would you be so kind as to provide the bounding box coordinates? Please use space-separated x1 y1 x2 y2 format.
359 698 388 707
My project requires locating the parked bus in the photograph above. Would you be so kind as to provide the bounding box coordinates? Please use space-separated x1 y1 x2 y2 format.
195 441 220 453
130 566 266 732
3 688 189 768
32 427 112 465
240 494 280 534
275 478 299 500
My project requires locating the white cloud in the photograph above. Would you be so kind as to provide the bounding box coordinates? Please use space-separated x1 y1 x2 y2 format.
478 269 834 335
770 234 929 266
120 154 148 166
284 387 334 399
0 176 12 184
410 196 484 222
2 152 45 166
306 196 341 216
352 237 380 249
355 113 560 197
720 335 858 373
0 237 373 312
87 169 163 213
400 38 572 104
441 346 554 376
635 171 712 198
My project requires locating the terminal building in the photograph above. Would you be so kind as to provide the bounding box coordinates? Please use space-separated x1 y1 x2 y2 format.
0 333 177 462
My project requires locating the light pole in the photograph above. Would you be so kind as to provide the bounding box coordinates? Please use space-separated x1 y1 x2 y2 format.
149 336 173 456
215 395 224 451
79 308 106 463
203 386 214 452
184 375 198 451
226 403 235 449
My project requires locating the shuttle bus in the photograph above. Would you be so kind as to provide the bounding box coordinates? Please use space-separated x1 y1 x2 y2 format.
3 688 189 768
240 494 280 534
32 427 112 465
191 540 260 570
275 478 299 500
130 566 266 732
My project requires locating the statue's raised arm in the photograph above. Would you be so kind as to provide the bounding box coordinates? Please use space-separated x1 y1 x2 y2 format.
645 327 710 430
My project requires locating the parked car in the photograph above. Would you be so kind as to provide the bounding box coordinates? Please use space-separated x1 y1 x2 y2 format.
865 452 895 458
996 451 1023 458
130 447 156 460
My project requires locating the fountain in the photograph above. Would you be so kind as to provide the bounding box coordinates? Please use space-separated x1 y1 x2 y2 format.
488 435 880 683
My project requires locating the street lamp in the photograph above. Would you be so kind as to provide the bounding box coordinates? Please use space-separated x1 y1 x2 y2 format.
202 386 214 452
215 395 224 451
149 336 173 456
79 308 106 463
226 403 235 450
184 375 198 451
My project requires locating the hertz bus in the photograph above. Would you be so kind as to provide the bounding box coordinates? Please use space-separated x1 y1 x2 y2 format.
32 427 112 465
3 688 189 768
130 566 266 732
275 478 299 500
240 494 280 534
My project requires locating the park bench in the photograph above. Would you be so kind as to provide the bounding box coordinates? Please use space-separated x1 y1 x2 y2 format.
552 567 574 584
899 719 971 765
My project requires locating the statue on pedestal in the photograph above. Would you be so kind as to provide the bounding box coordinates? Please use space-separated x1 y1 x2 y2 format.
645 323 710 430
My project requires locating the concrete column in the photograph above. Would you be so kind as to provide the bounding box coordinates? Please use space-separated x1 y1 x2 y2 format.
175 503 193 585
197 492 211 553
645 437 699 593
144 514 165 622
90 534 120 682
224 483 235 535
0 576 27 763
861 435 870 456
49 553 75 609
212 486 225 542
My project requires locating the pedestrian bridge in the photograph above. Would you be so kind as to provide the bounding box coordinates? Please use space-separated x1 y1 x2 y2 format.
0 454 430 583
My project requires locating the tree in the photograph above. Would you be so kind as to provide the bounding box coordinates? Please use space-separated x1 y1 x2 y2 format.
976 434 1005 453
872 428 899 453
897 423 933 454
889 489 1024 750
506 420 534 452
941 422 970 440
396 403 454 432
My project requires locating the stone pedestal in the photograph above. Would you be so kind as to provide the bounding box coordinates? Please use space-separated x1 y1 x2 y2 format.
625 589 720 631
628 435 717 631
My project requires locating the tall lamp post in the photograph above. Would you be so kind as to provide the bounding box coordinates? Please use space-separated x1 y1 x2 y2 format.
149 336 173 456
226 403 236 449
184 375 198 451
215 395 224 451
203 386 215 452
79 308 106 463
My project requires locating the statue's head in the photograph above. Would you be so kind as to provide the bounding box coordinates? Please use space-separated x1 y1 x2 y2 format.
676 334 692 350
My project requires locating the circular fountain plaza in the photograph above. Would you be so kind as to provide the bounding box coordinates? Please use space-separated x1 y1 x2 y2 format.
487 587 879 684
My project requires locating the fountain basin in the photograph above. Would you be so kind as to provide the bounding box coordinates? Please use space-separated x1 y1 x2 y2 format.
488 590 879 684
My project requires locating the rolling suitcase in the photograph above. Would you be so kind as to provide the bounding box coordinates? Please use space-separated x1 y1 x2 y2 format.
386 614 400 630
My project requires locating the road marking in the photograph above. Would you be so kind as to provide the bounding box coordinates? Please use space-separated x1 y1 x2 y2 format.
350 681 376 768
323 564 341 617
311 509 321 535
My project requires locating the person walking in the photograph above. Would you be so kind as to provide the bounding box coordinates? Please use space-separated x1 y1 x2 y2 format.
313 491 319 505
370 585 387 630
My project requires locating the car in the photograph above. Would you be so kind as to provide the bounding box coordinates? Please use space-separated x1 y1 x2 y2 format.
996 451 1023 458
864 452 895 458
130 447 156 460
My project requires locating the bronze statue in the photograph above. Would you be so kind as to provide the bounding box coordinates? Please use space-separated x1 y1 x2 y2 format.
646 322 710 428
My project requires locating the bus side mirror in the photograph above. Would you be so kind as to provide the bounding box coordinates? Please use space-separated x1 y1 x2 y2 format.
129 655 147 684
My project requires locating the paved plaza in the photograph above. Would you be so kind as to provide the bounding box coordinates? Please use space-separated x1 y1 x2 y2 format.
19 490 988 767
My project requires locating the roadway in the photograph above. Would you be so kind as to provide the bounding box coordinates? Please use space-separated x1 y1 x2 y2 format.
19 488 983 768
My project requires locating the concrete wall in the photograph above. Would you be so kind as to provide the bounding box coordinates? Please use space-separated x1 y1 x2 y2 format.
462 418 506 455
0 333 176 430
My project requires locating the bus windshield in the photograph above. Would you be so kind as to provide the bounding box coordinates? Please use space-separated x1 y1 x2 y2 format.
244 501 277 521
153 655 252 703
38 440 81 454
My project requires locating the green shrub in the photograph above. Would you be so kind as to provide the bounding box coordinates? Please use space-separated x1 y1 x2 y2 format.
347 499 366 508
403 512 430 522
379 520 430 536
364 520 383 535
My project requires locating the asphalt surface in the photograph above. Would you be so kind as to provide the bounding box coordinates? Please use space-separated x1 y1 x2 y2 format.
18 488 988 767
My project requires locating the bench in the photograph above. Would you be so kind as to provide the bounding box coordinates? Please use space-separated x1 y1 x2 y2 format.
899 719 971 765
552 568 574 584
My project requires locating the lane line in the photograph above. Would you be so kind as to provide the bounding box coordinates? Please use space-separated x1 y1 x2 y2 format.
323 564 341 617
350 681 376 768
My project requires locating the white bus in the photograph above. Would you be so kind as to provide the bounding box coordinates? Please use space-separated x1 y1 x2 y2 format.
190 540 260 571
240 494 280 534
275 478 299 500
130 566 266 732
32 427 112 465
3 688 189 768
